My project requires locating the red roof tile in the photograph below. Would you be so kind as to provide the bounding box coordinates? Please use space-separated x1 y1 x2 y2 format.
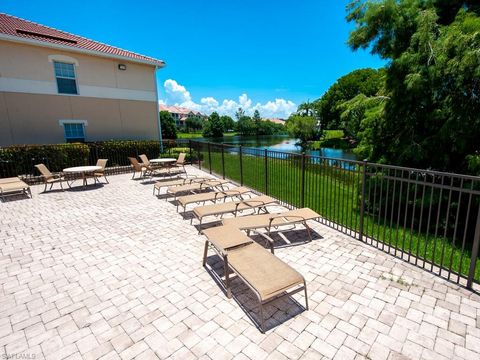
0 13 165 67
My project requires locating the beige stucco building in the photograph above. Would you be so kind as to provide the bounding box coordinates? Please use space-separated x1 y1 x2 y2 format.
0 13 165 146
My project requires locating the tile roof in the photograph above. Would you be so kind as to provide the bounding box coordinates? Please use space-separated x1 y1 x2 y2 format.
0 13 165 67
160 104 205 117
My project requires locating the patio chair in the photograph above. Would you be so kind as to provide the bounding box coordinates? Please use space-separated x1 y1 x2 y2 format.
128 157 145 179
152 176 210 196
170 153 187 174
139 154 150 167
177 186 252 213
222 207 320 252
0 177 32 200
35 164 65 192
166 179 229 201
92 159 109 184
202 225 308 333
192 195 278 231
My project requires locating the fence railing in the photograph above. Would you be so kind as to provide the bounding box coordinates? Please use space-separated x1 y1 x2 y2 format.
190 140 480 290
1 138 479 290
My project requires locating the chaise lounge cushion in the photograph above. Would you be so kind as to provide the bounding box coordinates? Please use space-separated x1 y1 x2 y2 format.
227 242 304 301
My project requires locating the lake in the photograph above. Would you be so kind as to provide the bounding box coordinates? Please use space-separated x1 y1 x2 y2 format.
199 135 358 161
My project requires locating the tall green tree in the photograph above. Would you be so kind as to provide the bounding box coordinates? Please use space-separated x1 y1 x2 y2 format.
185 116 203 132
314 68 385 131
236 116 256 136
202 112 225 138
286 115 318 151
220 115 235 132
159 111 177 139
346 0 480 172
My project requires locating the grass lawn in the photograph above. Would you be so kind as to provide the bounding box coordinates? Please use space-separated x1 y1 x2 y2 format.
195 147 480 283
177 132 238 139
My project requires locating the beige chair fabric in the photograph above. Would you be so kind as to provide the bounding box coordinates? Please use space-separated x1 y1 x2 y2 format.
177 186 251 212
222 207 320 251
201 225 308 332
170 153 187 174
92 159 109 184
166 179 229 200
35 164 64 192
139 154 150 167
0 178 31 199
193 195 278 231
152 176 209 196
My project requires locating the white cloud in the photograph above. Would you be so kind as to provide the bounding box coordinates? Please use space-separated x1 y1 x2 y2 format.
160 79 296 119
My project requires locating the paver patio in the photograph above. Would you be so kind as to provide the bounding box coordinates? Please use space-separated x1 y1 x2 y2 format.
1 166 480 360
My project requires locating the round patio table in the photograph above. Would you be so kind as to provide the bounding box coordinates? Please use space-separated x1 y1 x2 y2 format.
63 165 102 189
149 158 177 164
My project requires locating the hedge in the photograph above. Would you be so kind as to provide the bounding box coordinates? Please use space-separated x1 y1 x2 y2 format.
0 139 195 179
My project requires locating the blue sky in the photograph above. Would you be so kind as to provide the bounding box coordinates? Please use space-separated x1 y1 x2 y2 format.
2 0 385 118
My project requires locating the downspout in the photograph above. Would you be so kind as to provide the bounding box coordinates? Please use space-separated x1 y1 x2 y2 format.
154 65 164 153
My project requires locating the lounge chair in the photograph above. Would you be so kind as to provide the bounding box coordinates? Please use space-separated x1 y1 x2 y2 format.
222 208 320 252
192 195 278 231
35 164 65 192
177 186 252 213
129 157 170 180
202 225 308 333
170 153 187 174
139 154 151 167
166 179 229 201
152 176 210 196
91 159 109 184
0 177 32 200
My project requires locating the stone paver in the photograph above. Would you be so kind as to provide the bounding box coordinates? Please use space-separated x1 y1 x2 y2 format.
1 166 479 359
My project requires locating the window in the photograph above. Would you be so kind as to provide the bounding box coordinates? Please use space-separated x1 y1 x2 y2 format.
54 61 78 94
63 123 85 142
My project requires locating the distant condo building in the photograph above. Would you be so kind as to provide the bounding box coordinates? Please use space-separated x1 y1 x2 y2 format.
159 104 206 127
265 118 286 125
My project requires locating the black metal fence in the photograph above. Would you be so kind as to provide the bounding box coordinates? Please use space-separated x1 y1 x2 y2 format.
0 139 189 183
1 138 479 290
190 140 480 290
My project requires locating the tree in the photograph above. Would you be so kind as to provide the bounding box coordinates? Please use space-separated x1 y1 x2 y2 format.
236 116 256 136
202 112 225 138
220 115 235 132
297 101 316 117
159 111 177 139
285 115 318 151
345 0 480 173
235 107 245 121
185 116 203 132
314 68 385 132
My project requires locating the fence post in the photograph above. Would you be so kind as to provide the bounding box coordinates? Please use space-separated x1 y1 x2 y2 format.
358 160 368 242
198 142 202 171
221 145 225 180
467 206 480 289
189 140 193 166
208 142 212 174
264 148 268 195
239 145 243 186
301 152 306 208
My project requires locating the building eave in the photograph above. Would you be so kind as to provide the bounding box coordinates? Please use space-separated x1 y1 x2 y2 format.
0 33 166 68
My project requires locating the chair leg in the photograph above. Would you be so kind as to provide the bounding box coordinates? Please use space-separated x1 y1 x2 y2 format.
104 175 109 184
260 303 265 333
224 254 232 299
43 183 47 193
60 181 64 191
304 281 309 310
202 240 209 266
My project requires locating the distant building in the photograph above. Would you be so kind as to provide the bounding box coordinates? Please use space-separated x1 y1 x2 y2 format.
0 13 165 146
159 105 206 127
264 118 286 125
